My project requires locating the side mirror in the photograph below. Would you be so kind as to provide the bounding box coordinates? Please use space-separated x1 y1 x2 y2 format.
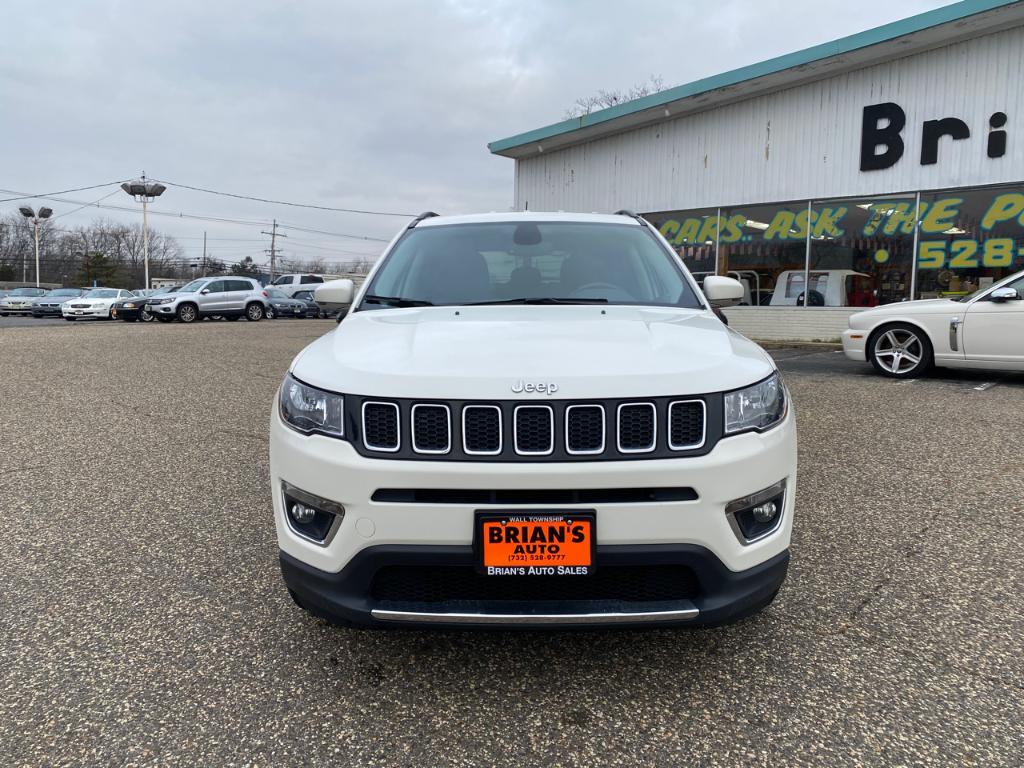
990 287 1020 302
702 275 744 306
315 278 355 306
200 289 210 295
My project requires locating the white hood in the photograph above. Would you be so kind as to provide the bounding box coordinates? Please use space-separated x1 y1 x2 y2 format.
849 297 965 324
291 305 775 399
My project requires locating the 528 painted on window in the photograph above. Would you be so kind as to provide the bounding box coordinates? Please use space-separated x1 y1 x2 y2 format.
917 238 1021 269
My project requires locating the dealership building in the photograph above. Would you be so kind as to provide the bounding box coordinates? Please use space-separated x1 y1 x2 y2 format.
489 0 1024 340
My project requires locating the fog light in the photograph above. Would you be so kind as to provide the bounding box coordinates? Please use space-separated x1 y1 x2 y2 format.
725 480 786 544
752 501 778 523
289 502 317 524
281 481 345 545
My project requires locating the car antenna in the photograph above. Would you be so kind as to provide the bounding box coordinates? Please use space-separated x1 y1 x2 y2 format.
614 209 648 227
407 211 439 229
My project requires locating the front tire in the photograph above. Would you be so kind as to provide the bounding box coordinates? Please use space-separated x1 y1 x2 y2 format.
177 303 199 323
140 309 153 322
868 323 933 378
245 303 264 321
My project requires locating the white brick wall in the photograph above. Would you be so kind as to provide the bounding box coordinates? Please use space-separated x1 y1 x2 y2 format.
721 307 861 342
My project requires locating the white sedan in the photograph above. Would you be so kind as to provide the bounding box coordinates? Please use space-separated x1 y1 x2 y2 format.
843 270 1024 378
62 288 135 320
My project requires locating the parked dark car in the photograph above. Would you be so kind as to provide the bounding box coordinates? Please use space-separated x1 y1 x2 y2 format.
32 288 85 317
113 288 178 322
291 289 323 318
262 287 308 318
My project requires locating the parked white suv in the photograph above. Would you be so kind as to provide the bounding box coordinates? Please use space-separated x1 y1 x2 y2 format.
269 273 325 298
146 276 268 322
270 212 796 628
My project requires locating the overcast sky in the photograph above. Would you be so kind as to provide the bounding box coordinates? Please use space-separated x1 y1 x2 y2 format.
1 0 952 269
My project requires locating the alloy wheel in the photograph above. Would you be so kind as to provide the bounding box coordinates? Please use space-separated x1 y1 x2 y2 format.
873 329 923 375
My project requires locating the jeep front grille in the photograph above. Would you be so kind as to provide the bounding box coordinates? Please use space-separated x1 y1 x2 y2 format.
356 395 715 462
513 405 554 455
362 402 400 452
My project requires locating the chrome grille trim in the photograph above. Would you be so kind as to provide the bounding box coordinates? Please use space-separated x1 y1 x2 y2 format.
513 404 554 456
617 402 657 454
462 405 502 456
668 400 707 451
361 401 401 453
409 403 450 456
565 404 605 455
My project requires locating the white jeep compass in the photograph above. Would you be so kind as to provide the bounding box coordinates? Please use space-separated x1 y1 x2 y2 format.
270 212 796 628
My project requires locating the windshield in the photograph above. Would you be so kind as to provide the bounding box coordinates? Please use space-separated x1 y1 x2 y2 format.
295 291 313 300
265 288 288 298
9 288 45 296
179 279 206 293
360 221 702 309
84 289 119 298
49 289 81 297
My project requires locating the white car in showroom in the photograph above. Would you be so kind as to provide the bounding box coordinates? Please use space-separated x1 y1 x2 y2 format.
270 211 796 629
62 288 135 320
843 269 1024 377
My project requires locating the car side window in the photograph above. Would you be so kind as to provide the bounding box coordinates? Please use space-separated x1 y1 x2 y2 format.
204 281 227 293
301 275 323 284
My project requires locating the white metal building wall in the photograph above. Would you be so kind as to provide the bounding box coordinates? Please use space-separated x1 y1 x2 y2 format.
514 25 1024 213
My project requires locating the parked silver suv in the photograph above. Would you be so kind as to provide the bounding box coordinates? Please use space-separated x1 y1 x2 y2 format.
146 276 269 323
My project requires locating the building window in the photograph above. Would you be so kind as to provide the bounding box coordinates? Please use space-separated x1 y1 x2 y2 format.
915 186 1024 299
806 196 915 306
645 207 718 276
718 202 809 306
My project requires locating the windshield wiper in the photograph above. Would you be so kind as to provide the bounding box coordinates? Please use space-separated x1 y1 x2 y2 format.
467 297 609 306
363 294 435 307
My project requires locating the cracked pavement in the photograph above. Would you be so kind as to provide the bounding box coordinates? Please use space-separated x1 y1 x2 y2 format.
0 321 1022 766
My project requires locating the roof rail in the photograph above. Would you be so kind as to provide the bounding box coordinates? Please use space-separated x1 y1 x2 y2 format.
614 209 647 226
407 211 440 229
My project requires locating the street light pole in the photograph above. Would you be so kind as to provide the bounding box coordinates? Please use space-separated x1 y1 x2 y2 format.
19 206 53 287
121 173 167 290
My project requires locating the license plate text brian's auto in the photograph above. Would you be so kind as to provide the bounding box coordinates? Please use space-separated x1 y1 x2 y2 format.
480 514 593 576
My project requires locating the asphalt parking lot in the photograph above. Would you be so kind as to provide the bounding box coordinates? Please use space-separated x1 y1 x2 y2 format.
1 321 1022 766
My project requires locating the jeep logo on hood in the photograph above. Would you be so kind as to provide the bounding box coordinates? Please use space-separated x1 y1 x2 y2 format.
511 380 559 395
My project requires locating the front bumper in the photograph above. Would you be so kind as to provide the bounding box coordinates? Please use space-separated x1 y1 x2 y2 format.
282 544 789 628
114 306 144 320
62 307 109 318
32 305 64 316
270 404 797 627
842 328 868 361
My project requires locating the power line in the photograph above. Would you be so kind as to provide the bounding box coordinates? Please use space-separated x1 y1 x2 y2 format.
277 222 389 242
51 189 123 220
0 181 128 204
154 178 417 217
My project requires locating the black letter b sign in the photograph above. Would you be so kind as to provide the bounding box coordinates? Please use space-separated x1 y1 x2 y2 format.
860 102 906 171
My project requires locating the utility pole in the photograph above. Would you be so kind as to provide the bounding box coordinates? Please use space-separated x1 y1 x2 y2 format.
261 219 286 281
202 231 207 276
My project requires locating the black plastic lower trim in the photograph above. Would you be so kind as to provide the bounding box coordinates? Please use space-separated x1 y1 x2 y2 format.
280 544 789 629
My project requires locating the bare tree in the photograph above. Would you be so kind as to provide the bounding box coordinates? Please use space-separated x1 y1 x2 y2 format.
564 75 666 119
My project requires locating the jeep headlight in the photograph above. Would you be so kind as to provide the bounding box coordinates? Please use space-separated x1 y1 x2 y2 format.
279 374 344 437
724 372 787 434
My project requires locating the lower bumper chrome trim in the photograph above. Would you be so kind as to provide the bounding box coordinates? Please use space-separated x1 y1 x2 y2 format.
370 606 699 625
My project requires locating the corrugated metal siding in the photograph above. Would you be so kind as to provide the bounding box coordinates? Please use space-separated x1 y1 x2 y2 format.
515 26 1024 213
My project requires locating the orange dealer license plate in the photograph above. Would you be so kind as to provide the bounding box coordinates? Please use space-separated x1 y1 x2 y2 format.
476 512 595 576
